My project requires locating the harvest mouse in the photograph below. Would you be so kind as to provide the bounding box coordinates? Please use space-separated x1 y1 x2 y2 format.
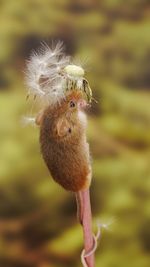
36 91 92 192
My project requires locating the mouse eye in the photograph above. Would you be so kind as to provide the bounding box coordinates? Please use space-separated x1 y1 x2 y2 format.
70 100 76 108
68 128 72 133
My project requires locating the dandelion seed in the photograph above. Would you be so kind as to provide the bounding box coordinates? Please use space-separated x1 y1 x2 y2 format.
21 116 36 126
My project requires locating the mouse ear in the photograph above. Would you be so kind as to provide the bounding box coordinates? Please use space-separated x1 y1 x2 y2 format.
56 117 70 137
35 110 44 126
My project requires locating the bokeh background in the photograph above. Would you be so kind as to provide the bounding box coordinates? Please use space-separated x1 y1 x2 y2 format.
0 0 150 267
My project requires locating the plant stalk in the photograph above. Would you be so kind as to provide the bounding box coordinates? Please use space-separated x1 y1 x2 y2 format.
76 189 95 267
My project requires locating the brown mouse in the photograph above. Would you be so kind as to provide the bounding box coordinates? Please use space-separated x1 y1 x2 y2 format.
36 91 92 192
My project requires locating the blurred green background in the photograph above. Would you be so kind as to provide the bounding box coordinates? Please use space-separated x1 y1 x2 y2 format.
0 0 150 266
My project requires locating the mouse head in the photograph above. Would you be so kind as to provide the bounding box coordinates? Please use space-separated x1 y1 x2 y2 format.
65 91 88 113
36 90 88 140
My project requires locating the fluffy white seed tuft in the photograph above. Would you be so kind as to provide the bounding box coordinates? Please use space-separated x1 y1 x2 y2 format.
25 41 71 105
25 41 93 109
21 116 36 127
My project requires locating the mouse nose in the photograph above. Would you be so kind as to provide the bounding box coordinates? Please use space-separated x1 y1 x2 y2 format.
77 99 88 110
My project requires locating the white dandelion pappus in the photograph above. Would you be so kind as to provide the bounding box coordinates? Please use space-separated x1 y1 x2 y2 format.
25 41 93 111
21 116 36 127
25 41 70 105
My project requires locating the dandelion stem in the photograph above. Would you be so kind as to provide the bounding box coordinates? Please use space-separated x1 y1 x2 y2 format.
76 189 95 267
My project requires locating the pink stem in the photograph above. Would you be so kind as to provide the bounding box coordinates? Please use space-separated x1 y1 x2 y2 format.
76 189 95 267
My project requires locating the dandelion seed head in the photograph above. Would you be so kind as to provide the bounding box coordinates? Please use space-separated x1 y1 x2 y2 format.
25 41 93 115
